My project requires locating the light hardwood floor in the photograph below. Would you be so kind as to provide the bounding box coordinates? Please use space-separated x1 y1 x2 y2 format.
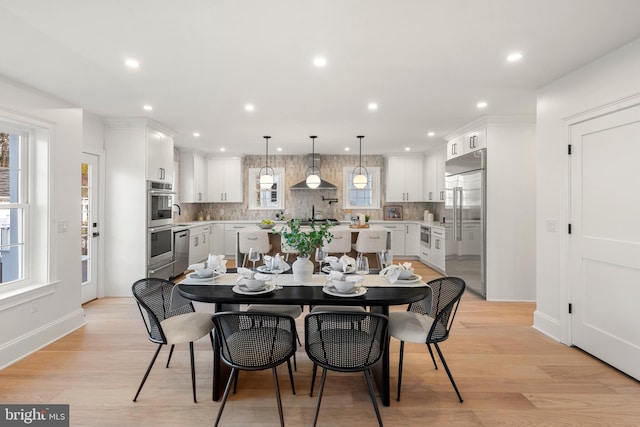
2 262 639 426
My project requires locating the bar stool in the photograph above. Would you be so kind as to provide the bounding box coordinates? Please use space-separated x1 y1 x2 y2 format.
351 229 388 269
322 229 352 256
238 230 272 267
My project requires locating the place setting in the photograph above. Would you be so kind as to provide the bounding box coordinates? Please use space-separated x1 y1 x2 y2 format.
379 262 423 284
322 259 367 297
320 254 357 274
185 254 227 284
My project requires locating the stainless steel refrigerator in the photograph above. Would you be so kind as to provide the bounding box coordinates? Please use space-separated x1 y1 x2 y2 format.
444 149 486 297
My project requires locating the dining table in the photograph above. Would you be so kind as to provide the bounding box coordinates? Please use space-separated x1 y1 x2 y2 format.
175 269 430 406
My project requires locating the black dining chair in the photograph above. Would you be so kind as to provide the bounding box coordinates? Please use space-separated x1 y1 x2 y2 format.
305 311 389 427
389 276 466 402
131 278 215 402
212 311 297 427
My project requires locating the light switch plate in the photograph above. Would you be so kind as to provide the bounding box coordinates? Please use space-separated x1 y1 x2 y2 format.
57 220 68 233
546 219 557 232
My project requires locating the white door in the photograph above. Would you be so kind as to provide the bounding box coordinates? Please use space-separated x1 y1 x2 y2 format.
81 153 100 303
569 103 640 380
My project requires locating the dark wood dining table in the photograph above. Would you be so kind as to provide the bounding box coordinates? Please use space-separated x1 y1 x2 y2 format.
177 275 430 406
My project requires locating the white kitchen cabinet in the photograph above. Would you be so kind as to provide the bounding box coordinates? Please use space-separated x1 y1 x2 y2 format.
382 222 419 257
210 223 225 255
207 157 243 203
147 130 174 182
223 223 252 257
424 145 446 202
189 224 211 265
386 157 424 202
179 150 207 202
430 227 445 272
446 136 463 160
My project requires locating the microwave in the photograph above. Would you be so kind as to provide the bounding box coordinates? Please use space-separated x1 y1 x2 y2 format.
147 181 175 227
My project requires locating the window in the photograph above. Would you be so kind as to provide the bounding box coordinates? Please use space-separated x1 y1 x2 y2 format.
0 130 26 284
248 167 286 210
342 166 380 210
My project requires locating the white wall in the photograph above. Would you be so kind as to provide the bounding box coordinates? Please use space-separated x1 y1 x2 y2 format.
535 38 640 341
0 76 85 368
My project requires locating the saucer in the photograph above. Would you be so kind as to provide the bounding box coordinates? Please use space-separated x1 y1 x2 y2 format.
322 285 367 297
393 274 422 284
322 266 355 274
257 264 291 274
232 283 277 295
187 272 220 282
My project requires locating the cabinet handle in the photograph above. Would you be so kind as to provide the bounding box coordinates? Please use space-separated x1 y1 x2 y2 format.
435 239 440 249
440 191 444 200
429 191 433 200
195 236 199 247
220 193 224 201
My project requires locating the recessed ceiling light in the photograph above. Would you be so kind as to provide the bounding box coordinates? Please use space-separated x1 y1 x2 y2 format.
404 147 411 151
506 52 523 62
368 102 378 111
143 105 153 111
125 58 140 68
427 131 435 137
220 147 226 152
313 57 327 67
344 147 350 152
245 104 255 112
476 101 488 109
276 147 283 152
193 132 200 137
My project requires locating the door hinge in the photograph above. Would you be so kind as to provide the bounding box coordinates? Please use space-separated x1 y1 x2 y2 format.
568 303 572 314
568 224 572 234
568 144 572 155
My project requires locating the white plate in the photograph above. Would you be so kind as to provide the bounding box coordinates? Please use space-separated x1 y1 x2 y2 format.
187 272 221 282
392 274 423 284
322 266 355 274
232 283 277 295
322 285 367 297
257 265 290 274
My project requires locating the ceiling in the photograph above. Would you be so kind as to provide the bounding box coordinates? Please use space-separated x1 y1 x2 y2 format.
1 0 640 156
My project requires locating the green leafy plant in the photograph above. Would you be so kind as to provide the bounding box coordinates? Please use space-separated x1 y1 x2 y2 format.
275 219 334 258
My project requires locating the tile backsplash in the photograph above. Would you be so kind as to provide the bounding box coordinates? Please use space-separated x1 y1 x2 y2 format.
175 154 444 223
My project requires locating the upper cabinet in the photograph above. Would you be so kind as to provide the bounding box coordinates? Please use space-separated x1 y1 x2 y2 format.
386 156 424 202
179 151 207 202
447 128 486 160
207 157 243 203
147 130 174 182
424 144 446 202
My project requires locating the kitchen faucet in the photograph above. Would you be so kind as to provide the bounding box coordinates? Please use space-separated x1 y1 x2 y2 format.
173 204 181 215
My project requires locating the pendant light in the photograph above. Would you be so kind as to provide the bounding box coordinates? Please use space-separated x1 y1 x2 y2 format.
259 136 274 189
352 135 368 189
305 135 321 189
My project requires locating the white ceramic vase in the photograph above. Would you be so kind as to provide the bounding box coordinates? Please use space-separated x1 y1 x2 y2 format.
292 256 314 283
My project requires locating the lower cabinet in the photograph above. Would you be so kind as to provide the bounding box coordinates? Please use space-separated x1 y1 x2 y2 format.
223 223 252 258
188 225 212 265
382 222 420 257
429 227 445 272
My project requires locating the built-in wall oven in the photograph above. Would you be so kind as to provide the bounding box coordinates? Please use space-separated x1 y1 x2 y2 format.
148 181 174 227
147 225 175 279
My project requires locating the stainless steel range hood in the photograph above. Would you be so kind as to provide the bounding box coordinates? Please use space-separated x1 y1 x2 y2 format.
290 154 338 190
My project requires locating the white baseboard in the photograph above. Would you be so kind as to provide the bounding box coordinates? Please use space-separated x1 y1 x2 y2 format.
0 308 86 369
532 309 561 341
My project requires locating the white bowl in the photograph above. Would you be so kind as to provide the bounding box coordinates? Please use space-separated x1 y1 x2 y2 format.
244 278 267 291
331 279 356 293
194 267 215 278
398 269 414 279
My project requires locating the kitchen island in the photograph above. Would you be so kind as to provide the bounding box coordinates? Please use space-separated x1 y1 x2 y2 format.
234 224 391 267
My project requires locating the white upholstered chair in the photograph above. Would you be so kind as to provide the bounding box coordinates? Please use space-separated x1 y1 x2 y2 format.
351 229 388 269
322 229 352 256
238 230 272 267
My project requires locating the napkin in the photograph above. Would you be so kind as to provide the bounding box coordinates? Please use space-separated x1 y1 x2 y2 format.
327 270 345 281
188 253 227 273
340 255 356 273
379 262 413 284
263 253 290 271
236 267 255 279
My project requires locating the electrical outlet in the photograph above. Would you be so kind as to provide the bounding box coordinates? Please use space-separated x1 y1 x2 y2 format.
546 219 557 232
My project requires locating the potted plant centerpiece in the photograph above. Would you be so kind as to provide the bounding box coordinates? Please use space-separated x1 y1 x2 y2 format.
276 219 333 282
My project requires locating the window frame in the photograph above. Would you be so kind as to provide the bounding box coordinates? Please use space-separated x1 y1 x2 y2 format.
342 166 381 210
248 167 286 210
